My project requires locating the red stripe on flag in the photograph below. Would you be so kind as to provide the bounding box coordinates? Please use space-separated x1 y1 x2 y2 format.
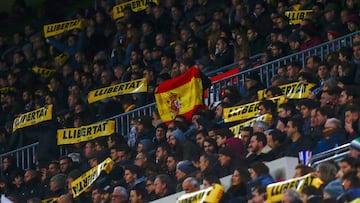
156 66 201 93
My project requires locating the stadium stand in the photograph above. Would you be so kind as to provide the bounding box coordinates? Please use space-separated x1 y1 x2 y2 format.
1 0 360 202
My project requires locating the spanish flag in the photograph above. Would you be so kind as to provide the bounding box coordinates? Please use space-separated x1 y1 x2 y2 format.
155 67 203 123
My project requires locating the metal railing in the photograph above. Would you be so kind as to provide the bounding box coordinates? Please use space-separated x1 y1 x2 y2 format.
107 31 359 136
1 31 359 170
308 143 350 168
205 53 264 77
0 142 38 171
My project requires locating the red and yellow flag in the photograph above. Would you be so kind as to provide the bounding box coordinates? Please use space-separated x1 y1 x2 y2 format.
155 67 203 123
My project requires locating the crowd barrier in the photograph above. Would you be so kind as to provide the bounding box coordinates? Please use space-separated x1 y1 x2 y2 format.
0 31 359 172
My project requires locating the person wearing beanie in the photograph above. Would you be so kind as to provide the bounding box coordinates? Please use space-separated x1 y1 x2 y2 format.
175 160 197 192
323 179 344 200
44 173 67 199
349 137 360 158
167 129 202 161
337 171 360 202
153 123 167 147
135 116 156 146
137 139 155 155
243 72 265 102
346 14 360 32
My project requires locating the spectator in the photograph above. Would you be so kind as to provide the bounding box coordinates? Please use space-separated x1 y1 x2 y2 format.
337 171 360 202
202 138 218 155
299 23 323 51
282 189 302 203
248 185 266 203
210 37 234 69
349 138 360 158
247 162 274 193
338 156 357 179
43 173 67 199
182 177 200 193
247 27 266 55
284 116 311 157
22 169 43 200
312 118 346 154
293 164 315 178
252 1 272 38
344 105 360 139
246 132 271 163
264 129 287 161
218 147 241 177
111 186 128 203
199 153 219 178
155 143 170 172
300 185 323 203
243 72 265 102
175 160 197 192
59 156 74 176
153 174 174 198
129 184 148 203
224 167 250 203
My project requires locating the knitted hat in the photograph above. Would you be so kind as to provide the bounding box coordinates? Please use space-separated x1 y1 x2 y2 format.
139 139 154 152
171 129 185 143
176 161 196 175
350 138 360 151
324 179 344 199
50 174 66 188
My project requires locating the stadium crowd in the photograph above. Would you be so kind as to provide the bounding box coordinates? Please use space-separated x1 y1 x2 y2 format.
1 0 360 202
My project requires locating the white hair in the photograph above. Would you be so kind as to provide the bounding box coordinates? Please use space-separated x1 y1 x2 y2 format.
113 186 129 199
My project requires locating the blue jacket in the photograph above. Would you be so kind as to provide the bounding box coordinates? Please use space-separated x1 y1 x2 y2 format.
312 130 346 155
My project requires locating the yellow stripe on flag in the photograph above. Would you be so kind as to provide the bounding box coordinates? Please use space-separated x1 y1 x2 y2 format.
156 77 203 122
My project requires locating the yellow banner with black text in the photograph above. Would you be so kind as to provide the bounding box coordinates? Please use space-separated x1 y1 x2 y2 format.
71 158 114 198
257 82 316 100
32 67 56 78
112 0 159 19
43 19 84 38
87 78 147 103
223 96 286 123
177 184 224 203
284 10 313 25
230 114 272 138
266 174 322 203
12 105 53 132
57 120 115 145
